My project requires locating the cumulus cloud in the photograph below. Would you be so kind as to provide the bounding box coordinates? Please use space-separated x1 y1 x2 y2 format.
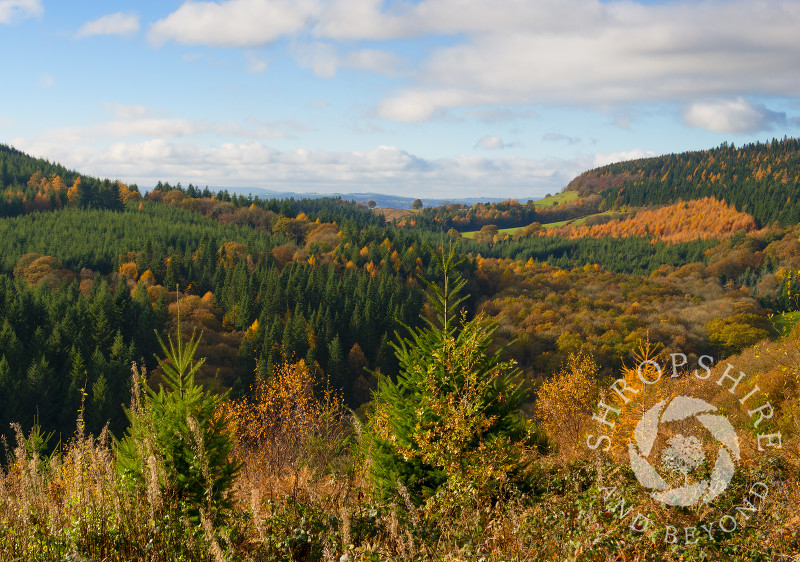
146 0 800 121
591 149 657 169
370 0 800 121
292 42 405 78
0 0 41 24
474 135 505 150
343 48 405 76
76 12 139 38
378 89 494 122
465 107 540 123
683 98 786 134
12 136 582 198
148 0 320 47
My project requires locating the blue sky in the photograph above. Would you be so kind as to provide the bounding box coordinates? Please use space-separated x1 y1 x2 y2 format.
2 0 800 200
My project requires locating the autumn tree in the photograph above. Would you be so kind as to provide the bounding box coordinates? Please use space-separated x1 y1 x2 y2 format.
535 351 599 455
224 358 346 473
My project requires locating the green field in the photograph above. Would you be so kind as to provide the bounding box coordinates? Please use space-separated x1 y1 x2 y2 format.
533 189 579 209
460 210 621 239
460 225 525 239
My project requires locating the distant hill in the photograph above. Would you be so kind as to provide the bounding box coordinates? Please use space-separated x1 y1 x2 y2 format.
202 187 514 209
565 137 800 227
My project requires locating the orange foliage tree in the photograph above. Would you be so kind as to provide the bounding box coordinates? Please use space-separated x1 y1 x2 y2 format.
544 197 757 243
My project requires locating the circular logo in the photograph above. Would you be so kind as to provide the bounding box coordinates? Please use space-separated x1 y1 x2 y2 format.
628 395 741 507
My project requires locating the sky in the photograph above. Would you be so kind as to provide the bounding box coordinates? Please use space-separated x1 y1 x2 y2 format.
2 0 800 200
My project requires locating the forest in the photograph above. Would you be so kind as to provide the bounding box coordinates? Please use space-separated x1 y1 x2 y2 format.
568 136 800 226
1 141 799 560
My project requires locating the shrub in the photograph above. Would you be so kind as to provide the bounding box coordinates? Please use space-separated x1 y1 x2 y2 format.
223 358 349 476
535 351 599 455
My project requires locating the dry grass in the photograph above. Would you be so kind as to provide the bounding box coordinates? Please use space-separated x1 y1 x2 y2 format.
2 339 799 560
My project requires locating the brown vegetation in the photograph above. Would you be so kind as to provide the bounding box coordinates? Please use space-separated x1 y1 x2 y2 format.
542 197 757 243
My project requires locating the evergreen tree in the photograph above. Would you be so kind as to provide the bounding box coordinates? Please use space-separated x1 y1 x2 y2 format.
327 334 345 393
367 247 530 507
0 355 14 430
116 325 240 523
88 374 112 434
61 347 86 429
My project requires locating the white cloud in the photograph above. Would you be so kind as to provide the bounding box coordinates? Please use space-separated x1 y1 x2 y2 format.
372 0 800 120
464 107 540 123
76 12 139 38
314 0 604 41
32 104 294 144
146 0 800 121
12 137 582 198
591 149 657 169
378 89 494 122
343 48 405 76
293 42 339 78
148 0 320 47
683 98 786 134
475 135 505 150
293 42 405 78
0 0 41 24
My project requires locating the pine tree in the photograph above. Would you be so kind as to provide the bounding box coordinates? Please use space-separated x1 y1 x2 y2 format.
0 355 14 432
88 373 112 433
116 324 240 523
61 347 86 430
367 247 531 508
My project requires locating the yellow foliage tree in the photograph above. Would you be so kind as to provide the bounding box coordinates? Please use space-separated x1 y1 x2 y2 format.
222 359 345 474
139 269 156 286
607 338 665 454
119 261 139 281
67 177 81 206
535 351 599 455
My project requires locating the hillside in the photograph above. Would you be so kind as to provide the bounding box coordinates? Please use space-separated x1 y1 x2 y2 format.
1 143 800 560
565 137 800 227
542 196 758 243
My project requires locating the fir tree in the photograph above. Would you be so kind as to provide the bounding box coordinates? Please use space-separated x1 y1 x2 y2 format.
116 322 240 523
367 247 531 508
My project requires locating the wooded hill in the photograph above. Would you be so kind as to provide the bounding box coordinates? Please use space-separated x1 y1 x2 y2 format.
566 137 800 227
2 140 800 453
